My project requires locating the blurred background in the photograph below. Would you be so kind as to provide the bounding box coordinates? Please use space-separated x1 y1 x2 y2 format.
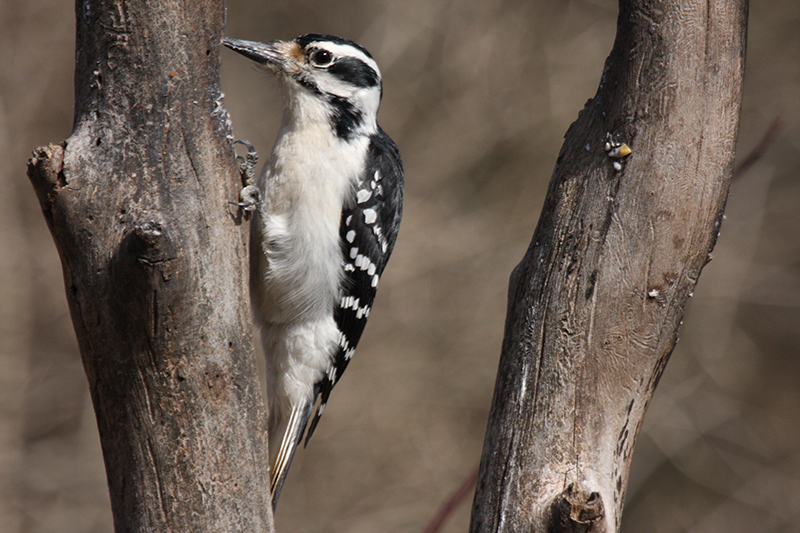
1 0 798 531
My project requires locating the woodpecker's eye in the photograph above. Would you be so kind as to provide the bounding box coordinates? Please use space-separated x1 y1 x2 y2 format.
310 49 333 67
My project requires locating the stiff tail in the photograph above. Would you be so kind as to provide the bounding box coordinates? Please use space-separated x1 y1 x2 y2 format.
269 401 313 509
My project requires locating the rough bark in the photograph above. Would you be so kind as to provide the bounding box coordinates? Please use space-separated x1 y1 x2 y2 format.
26 1 273 531
470 0 747 531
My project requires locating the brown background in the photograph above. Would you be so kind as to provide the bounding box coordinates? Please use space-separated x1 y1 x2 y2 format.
2 0 798 531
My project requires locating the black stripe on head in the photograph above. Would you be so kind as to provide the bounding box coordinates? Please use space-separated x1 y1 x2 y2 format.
327 57 380 89
328 96 363 140
294 34 373 60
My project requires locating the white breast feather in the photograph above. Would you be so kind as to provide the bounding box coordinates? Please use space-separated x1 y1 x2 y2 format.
250 99 370 408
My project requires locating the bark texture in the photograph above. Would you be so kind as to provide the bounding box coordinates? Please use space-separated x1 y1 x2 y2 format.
27 1 273 531
470 0 748 531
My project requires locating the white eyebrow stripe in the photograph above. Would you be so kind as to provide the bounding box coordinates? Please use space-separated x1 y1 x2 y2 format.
310 41 381 80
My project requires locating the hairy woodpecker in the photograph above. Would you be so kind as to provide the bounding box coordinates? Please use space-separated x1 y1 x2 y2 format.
223 34 403 507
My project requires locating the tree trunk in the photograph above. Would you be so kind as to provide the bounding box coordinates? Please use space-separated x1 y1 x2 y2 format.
26 1 273 531
470 0 747 531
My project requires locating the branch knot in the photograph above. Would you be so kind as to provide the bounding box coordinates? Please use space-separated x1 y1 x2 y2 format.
548 483 605 533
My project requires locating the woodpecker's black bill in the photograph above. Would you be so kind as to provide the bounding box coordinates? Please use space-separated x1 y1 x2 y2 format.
223 38 282 66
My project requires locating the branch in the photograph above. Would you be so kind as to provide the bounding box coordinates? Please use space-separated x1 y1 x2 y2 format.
423 466 480 533
27 1 272 531
470 0 748 531
733 116 781 180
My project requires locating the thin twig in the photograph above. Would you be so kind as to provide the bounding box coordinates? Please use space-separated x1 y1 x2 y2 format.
422 466 480 533
733 117 782 181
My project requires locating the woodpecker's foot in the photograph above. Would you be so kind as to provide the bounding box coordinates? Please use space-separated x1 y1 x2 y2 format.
234 139 258 187
231 140 260 215
232 185 260 212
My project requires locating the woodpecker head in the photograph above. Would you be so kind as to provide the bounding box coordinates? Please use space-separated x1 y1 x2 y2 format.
224 34 383 140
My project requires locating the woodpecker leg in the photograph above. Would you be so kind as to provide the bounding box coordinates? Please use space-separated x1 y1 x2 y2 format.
231 140 260 212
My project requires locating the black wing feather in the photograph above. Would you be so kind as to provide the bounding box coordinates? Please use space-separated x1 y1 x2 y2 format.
305 128 403 443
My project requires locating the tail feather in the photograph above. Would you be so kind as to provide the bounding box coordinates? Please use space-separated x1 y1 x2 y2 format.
269 401 313 509
303 377 331 447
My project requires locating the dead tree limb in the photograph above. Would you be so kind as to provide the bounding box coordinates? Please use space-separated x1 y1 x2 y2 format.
470 0 747 531
26 1 273 531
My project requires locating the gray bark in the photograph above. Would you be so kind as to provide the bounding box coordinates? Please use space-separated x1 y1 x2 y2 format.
26 1 273 531
470 0 748 531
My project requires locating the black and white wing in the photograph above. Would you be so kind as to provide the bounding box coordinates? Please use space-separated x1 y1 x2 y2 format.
305 128 404 442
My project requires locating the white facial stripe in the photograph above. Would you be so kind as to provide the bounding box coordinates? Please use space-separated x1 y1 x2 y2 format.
315 73 360 99
309 41 381 81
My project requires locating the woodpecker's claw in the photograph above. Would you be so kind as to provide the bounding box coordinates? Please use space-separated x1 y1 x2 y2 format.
234 139 258 187
232 140 260 215
231 184 260 212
